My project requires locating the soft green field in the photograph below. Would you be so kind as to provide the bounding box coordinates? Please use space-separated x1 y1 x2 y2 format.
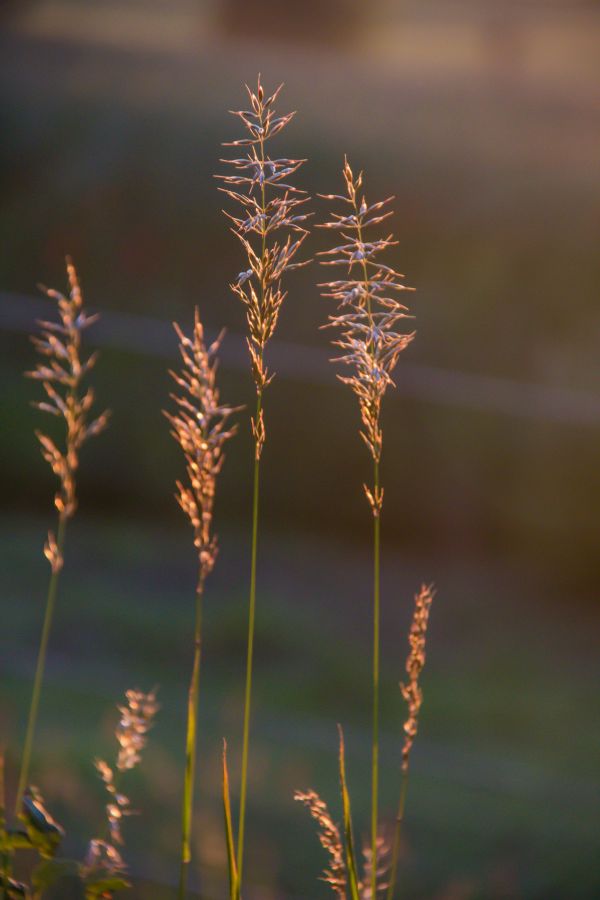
2 515 599 898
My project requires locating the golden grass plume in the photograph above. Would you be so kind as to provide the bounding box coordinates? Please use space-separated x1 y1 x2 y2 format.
318 158 415 514
26 256 109 569
218 75 310 456
401 584 435 774
94 688 159 848
295 789 347 898
165 309 239 587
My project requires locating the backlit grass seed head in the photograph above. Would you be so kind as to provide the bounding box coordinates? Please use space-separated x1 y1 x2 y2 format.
319 158 415 512
218 76 310 455
361 833 391 900
165 309 238 587
115 689 159 771
400 584 434 774
26 257 109 569
294 790 347 899
82 838 126 877
95 689 158 845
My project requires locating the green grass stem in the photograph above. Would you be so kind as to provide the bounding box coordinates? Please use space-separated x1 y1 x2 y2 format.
15 513 67 814
371 459 381 900
235 390 262 898
178 584 204 900
387 772 408 900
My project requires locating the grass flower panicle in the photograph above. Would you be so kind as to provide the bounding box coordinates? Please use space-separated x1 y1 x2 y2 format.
217 76 310 898
27 256 109 534
317 158 416 900
218 75 310 455
165 310 239 589
318 157 415 515
360 833 391 900
296 736 392 900
386 585 435 900
400 584 434 775
16 257 109 814
94 689 158 847
82 838 126 878
115 689 160 773
166 310 238 898
294 790 347 899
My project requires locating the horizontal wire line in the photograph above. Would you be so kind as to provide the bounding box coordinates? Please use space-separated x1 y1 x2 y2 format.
2 290 600 426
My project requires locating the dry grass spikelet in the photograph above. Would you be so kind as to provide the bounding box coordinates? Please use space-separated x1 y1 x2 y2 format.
295 789 347 898
82 838 126 878
400 584 435 774
26 256 109 569
318 158 415 514
217 75 310 456
165 309 239 588
361 832 391 899
94 688 159 847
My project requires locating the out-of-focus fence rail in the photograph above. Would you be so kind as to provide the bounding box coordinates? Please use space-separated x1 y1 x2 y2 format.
2 290 600 426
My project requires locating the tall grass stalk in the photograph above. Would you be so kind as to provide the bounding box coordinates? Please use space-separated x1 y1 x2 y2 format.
371 459 381 900
318 158 414 892
218 76 310 897
236 401 260 890
178 583 203 898
165 312 238 899
15 513 66 813
16 258 108 813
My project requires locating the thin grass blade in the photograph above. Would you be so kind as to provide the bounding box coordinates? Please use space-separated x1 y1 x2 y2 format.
338 726 360 900
222 741 238 900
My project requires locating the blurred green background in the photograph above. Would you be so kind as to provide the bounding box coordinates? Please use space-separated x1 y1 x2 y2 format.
1 1 599 897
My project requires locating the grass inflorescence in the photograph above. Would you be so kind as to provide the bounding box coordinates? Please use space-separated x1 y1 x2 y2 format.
165 310 239 899
3 78 441 900
17 257 109 814
218 76 310 900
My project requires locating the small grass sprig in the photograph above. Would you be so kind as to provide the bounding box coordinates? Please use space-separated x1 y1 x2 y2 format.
387 585 434 900
296 727 392 900
318 159 414 900
218 76 310 898
165 310 238 899
94 688 159 849
294 790 346 899
17 257 109 813
2 690 155 899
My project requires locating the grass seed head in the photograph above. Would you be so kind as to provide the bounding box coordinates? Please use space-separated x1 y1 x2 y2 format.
400 584 435 774
318 158 415 497
360 831 391 899
26 257 109 562
295 789 347 898
94 688 159 847
165 309 239 587
218 76 311 454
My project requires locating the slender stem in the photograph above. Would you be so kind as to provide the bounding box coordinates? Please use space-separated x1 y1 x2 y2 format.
1 853 10 900
15 514 67 814
178 582 205 900
371 460 381 900
1 750 11 900
234 126 268 899
386 772 408 900
353 193 382 900
236 390 262 898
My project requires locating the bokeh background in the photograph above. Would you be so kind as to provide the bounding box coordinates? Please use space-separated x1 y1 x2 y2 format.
1 0 600 897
